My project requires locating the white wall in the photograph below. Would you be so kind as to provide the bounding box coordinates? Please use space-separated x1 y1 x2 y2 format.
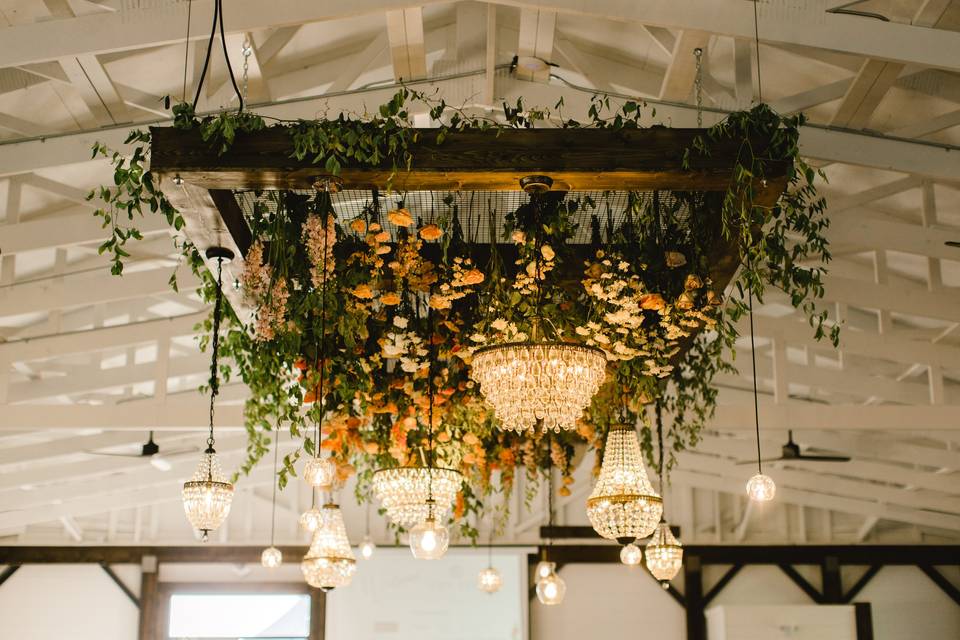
855 566 960 640
0 564 139 640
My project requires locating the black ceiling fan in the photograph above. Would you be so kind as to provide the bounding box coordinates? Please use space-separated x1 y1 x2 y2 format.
737 431 851 464
87 431 196 471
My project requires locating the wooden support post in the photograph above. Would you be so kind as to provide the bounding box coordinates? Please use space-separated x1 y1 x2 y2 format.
822 555 843 603
684 555 706 640
854 603 874 640
138 555 158 640
310 588 326 639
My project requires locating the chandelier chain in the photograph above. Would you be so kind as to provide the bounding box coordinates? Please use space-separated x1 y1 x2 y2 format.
207 255 224 453
241 35 252 103
694 47 703 127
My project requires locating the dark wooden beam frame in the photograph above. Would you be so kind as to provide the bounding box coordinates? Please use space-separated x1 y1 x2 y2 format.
918 564 960 606
0 564 20 589
148 125 789 318
99 561 140 607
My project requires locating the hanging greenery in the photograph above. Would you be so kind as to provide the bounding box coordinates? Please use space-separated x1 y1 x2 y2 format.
89 89 836 537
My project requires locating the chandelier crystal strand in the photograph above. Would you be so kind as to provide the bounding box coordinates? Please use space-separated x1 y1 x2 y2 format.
261 425 282 568
645 401 683 585
301 503 357 591
471 183 606 433
305 207 336 490
182 251 234 541
586 417 663 543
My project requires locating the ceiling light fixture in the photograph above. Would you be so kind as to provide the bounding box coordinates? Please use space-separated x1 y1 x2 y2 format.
261 425 282 569
182 248 235 541
645 402 683 585
301 503 357 591
536 450 566 605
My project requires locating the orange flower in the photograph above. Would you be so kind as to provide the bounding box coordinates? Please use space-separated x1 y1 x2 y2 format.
707 290 723 306
387 208 413 227
437 431 451 443
640 293 666 310
363 442 379 454
461 268 485 285
463 432 480 446
419 224 443 241
428 294 451 310
352 283 374 299
558 486 571 497
374 231 390 243
293 358 307 371
349 219 367 233
684 274 703 290
376 245 392 255
380 292 401 305
453 491 465 519
676 291 696 310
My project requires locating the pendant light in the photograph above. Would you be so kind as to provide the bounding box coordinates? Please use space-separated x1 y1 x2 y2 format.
745 286 775 502
359 503 376 560
586 403 662 545
645 402 683 586
182 248 235 541
260 426 282 568
536 451 566 605
304 205 336 491
301 502 357 591
477 528 503 594
620 543 642 566
470 177 607 433
409 315 452 560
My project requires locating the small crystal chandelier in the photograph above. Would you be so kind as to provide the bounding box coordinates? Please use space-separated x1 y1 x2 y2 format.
470 177 606 433
261 426 282 568
645 403 682 586
299 490 323 532
586 417 662 544
745 284 776 502
646 522 683 586
182 248 235 541
304 456 336 490
301 503 357 591
409 499 450 560
620 543 642 566
374 309 462 532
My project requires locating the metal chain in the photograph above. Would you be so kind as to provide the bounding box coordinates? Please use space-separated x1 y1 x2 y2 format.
694 47 704 127
241 36 252 102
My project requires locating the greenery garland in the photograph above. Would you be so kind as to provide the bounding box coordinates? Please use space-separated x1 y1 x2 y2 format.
90 89 836 538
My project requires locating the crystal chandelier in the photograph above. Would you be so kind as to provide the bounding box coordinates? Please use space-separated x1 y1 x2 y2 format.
620 543 642 566
478 567 503 594
586 420 662 543
182 248 235 541
372 466 461 528
261 426 282 568
470 177 606 433
301 503 357 591
304 456 336 490
299 494 323 532
646 522 683 585
374 310 462 531
408 499 450 560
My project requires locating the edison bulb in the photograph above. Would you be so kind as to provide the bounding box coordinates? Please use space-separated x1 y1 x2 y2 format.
359 535 376 560
620 543 642 566
536 570 566 605
409 517 449 560
535 560 555 580
746 473 776 502
260 546 282 568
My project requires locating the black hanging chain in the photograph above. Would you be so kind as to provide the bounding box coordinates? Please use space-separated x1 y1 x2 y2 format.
191 0 244 114
207 256 225 453
656 400 667 523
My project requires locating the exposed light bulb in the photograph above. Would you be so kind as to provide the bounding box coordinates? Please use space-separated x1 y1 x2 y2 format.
536 570 566 605
299 506 323 532
359 535 376 560
478 567 503 594
619 543 642 566
303 457 336 489
409 512 449 560
260 546 282 568
535 560 555 580
746 473 776 502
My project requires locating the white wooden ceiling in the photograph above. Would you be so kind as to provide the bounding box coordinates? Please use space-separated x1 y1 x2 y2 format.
0 0 958 547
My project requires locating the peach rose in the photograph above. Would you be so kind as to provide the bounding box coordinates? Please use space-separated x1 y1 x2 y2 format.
352 283 374 299
640 293 666 310
387 208 413 227
665 251 687 268
380 292 401 306
419 224 443 241
349 219 367 233
461 268 485 285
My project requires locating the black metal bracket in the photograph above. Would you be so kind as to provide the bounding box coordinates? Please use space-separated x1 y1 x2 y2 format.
778 563 825 604
0 565 20 589
843 565 882 604
703 564 743 606
918 564 960 607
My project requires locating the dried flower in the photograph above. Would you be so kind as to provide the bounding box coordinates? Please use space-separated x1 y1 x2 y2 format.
349 218 367 233
387 208 413 227
640 293 666 310
419 224 443 241
684 274 703 290
665 251 687 268
352 284 374 299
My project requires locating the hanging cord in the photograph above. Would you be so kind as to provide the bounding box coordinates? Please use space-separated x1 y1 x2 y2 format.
748 287 763 474
753 0 764 103
694 47 704 127
181 0 193 102
531 194 547 338
656 400 666 522
314 208 330 460
191 0 244 113
269 425 279 546
206 256 224 459
426 306 436 509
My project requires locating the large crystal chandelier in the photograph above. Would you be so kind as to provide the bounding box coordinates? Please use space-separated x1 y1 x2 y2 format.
645 522 683 585
470 177 606 433
586 420 662 543
374 310 462 531
182 248 235 541
301 503 357 591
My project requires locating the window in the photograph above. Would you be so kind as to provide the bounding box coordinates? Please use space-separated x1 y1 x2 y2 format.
167 592 311 639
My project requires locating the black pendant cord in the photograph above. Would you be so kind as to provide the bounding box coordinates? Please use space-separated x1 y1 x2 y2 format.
656 401 667 523
753 0 764 104
532 196 544 333
181 0 193 102
748 287 763 474
191 0 244 114
314 210 330 459
206 257 225 467
426 306 436 507
269 425 279 546
546 435 554 553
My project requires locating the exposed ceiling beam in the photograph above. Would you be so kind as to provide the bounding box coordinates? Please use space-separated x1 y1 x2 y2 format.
707 404 959 431
256 25 301 67
659 30 710 101
385 7 427 81
516 8 556 82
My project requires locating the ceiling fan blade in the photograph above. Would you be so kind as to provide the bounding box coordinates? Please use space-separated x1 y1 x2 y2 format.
735 457 786 465
160 447 200 457
795 454 852 462
87 451 145 458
